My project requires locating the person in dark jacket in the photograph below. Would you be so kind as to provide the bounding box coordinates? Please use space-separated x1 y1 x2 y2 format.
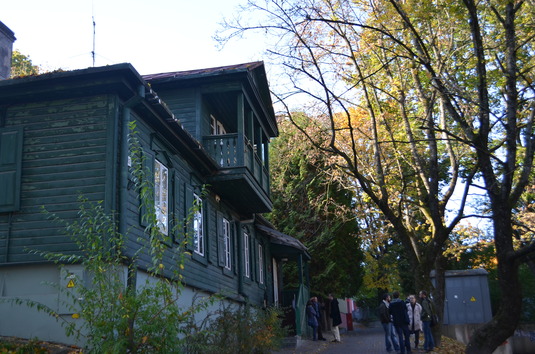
419 290 436 352
312 296 326 340
389 291 412 354
379 293 400 352
306 299 319 341
328 293 342 342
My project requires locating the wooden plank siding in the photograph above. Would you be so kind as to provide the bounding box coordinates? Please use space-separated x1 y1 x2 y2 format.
119 116 244 297
0 95 116 263
153 88 199 139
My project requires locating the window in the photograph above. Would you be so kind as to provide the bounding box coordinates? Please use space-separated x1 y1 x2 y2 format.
154 159 168 235
258 244 264 284
244 232 250 278
210 114 226 135
193 193 204 256
223 218 231 270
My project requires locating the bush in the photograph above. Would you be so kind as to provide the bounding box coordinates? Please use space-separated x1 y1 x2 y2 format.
183 303 287 353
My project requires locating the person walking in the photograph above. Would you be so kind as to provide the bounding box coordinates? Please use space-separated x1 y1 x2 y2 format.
389 291 412 354
328 293 342 342
379 293 400 352
407 294 423 351
312 296 327 340
306 299 319 341
419 290 436 352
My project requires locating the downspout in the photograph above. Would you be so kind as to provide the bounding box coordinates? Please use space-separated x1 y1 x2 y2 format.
119 85 145 290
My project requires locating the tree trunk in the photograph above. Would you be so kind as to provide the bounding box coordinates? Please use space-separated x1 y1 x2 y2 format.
466 209 522 353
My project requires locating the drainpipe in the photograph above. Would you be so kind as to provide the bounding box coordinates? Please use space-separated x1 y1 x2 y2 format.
119 85 145 289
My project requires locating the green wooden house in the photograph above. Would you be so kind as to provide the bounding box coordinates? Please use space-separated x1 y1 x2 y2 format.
0 61 311 345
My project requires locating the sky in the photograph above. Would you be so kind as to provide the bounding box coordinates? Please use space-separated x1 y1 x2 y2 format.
2 0 266 75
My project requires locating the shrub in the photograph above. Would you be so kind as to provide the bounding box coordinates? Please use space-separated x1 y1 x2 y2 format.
183 302 287 354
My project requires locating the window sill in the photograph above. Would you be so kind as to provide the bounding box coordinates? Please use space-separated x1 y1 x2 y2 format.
222 267 233 278
192 251 208 266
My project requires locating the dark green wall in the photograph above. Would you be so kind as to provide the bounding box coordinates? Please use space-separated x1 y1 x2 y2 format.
0 95 117 263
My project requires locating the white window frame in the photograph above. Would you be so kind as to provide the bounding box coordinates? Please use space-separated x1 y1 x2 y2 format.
244 232 250 278
258 244 264 284
193 193 204 256
210 114 226 135
223 218 231 270
154 159 168 235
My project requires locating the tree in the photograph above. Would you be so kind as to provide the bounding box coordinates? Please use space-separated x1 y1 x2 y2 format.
220 0 535 351
268 115 363 298
11 50 40 77
220 0 475 342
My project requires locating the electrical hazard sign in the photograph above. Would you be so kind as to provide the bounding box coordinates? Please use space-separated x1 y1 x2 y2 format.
470 296 476 302
67 279 75 288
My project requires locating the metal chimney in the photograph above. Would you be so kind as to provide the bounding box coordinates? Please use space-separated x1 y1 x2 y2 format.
0 21 16 80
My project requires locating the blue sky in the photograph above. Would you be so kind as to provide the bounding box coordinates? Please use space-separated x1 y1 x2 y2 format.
2 0 265 75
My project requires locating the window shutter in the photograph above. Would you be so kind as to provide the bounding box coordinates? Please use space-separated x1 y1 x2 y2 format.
217 211 225 267
173 174 183 243
185 184 194 251
139 149 154 228
232 222 238 275
0 127 23 213
205 203 212 263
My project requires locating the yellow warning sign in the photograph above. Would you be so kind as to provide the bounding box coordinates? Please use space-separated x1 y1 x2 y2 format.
67 279 75 288
470 296 476 302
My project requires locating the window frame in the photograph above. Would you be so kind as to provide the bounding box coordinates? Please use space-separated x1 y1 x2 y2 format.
193 193 204 256
154 159 169 235
210 114 226 135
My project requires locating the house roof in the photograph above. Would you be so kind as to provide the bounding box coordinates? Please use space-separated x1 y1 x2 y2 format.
143 61 265 82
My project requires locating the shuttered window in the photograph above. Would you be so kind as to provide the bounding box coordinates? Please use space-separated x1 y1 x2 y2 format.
0 127 23 213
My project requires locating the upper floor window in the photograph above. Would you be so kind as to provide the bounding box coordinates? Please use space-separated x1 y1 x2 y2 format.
258 243 264 284
210 114 226 135
193 193 204 256
223 218 231 270
244 232 250 278
154 159 168 235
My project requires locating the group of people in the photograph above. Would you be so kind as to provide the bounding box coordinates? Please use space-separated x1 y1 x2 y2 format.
306 294 342 342
379 290 437 353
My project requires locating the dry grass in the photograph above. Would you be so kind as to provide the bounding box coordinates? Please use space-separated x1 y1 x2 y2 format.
432 335 467 353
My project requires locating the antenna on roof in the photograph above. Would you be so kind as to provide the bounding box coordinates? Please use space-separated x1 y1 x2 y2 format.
92 16 96 67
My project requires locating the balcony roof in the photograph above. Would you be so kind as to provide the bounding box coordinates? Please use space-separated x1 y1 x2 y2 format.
143 61 278 137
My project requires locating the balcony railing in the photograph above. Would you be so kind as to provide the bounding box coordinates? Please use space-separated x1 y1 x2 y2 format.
203 134 269 192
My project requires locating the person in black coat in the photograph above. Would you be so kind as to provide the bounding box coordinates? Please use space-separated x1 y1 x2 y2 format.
312 296 326 340
389 291 412 354
328 293 342 342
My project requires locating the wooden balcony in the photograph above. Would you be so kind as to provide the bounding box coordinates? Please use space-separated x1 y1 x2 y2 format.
203 133 271 214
